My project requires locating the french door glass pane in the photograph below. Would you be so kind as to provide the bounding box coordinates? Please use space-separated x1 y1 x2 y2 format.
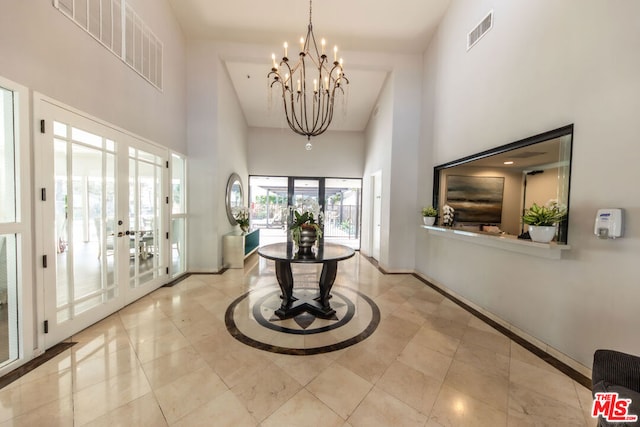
170 153 186 277
54 122 118 322
248 177 288 245
171 154 185 214
0 88 16 223
324 178 362 249
54 139 70 321
0 83 20 367
0 234 19 366
171 218 185 276
293 179 319 208
129 149 163 288
292 179 320 246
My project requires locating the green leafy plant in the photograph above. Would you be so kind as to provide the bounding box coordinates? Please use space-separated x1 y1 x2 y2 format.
421 206 437 217
289 200 324 244
522 201 567 226
290 210 323 243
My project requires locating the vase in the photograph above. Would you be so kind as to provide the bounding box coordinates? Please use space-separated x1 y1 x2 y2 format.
528 225 556 243
240 224 249 233
297 226 317 255
422 216 436 226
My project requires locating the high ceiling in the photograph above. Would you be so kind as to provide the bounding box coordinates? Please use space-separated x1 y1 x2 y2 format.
168 0 451 132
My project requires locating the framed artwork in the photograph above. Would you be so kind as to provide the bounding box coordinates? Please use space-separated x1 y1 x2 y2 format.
445 175 504 223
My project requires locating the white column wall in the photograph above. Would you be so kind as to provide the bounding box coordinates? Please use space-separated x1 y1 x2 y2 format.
362 75 393 263
417 0 640 368
387 59 422 271
362 57 422 272
186 41 249 272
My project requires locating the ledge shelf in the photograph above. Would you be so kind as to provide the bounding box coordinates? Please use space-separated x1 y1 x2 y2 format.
421 225 570 260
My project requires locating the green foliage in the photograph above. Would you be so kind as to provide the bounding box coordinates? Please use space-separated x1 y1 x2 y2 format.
290 210 323 243
255 194 287 205
421 206 437 217
522 202 566 226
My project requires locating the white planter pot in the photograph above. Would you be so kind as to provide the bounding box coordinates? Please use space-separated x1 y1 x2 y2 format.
422 216 436 226
528 225 556 243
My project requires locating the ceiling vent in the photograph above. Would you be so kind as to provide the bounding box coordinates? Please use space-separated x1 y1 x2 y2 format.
467 11 493 51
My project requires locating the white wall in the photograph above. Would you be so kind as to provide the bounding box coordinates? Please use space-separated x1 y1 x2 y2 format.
186 41 248 272
248 128 364 178
362 56 422 272
417 0 640 369
362 75 393 262
387 58 423 271
0 0 187 152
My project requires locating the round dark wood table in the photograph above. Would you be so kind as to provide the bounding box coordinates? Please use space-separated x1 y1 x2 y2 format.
257 242 355 319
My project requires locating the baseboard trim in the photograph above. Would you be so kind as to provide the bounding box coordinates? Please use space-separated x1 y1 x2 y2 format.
412 271 591 389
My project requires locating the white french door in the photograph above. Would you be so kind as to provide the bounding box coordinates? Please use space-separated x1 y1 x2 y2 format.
126 142 167 300
37 98 168 347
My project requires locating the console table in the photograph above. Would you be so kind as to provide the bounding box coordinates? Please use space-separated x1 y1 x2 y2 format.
257 242 355 319
223 229 260 268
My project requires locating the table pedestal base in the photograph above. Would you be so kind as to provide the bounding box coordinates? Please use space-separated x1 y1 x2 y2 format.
274 259 338 320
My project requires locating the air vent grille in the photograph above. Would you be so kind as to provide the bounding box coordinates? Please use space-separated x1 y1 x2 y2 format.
467 11 493 50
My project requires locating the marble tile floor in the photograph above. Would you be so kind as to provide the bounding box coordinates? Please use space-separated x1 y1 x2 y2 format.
0 254 596 426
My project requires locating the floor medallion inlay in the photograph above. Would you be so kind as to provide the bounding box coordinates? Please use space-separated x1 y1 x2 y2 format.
225 285 380 355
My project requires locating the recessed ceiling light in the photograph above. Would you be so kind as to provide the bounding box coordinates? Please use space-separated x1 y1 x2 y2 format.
504 161 514 165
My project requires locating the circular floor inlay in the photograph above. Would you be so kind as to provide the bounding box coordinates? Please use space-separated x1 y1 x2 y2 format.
225 285 380 355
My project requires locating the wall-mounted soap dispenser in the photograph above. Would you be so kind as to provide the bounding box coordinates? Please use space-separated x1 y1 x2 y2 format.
594 209 623 239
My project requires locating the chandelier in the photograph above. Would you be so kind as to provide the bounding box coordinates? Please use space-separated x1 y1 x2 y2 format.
268 0 349 150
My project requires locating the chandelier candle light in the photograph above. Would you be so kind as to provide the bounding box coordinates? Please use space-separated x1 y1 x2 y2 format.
268 0 349 150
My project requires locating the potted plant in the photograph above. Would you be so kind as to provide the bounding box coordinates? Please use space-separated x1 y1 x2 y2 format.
421 206 437 226
522 200 567 243
289 200 324 255
233 207 250 233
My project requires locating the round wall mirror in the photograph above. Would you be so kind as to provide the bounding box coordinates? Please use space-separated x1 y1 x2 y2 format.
226 173 244 224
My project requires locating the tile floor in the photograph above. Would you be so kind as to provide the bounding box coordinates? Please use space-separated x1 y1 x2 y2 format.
0 254 596 426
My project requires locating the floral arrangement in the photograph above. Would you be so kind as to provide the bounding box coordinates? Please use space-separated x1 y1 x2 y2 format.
233 207 250 231
442 204 455 226
289 198 324 244
421 206 438 217
522 200 567 226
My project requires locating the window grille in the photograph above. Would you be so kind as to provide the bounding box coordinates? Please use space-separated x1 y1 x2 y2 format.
53 0 163 90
